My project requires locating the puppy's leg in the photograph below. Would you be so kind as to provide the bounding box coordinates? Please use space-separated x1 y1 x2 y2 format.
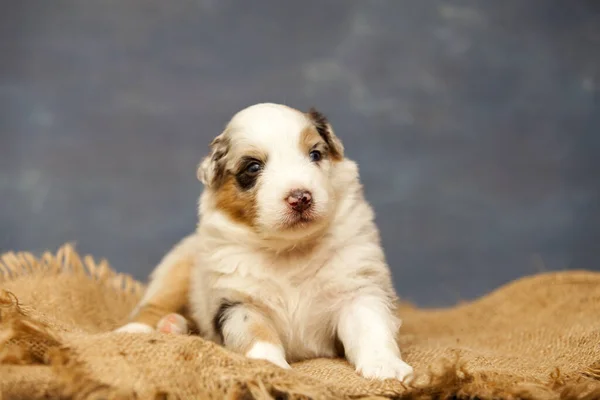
214 301 290 369
115 235 197 333
338 295 413 382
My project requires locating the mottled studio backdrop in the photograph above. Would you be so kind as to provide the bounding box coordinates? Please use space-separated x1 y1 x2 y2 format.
1 1 598 306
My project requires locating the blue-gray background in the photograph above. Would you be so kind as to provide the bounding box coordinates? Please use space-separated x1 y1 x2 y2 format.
1 1 598 307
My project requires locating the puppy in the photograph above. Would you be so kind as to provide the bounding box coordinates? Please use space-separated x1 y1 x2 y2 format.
116 103 414 382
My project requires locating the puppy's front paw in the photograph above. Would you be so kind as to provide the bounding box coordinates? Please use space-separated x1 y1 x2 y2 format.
156 313 189 335
356 354 414 383
114 322 154 333
245 341 291 370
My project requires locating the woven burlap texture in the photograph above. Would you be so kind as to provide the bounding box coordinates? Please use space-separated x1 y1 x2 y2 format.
0 244 599 400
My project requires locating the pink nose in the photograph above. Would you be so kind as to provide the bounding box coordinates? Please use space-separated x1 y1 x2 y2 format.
287 189 312 212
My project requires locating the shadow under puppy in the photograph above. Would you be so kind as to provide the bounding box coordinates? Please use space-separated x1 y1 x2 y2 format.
116 103 413 382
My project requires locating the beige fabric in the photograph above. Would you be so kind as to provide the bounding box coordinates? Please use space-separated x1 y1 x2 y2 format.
1 244 599 399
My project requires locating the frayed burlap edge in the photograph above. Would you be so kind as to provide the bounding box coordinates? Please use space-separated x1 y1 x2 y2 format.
1 244 600 400
0 243 144 298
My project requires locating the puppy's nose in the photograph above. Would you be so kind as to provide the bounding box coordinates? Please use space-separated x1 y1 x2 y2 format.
287 189 312 212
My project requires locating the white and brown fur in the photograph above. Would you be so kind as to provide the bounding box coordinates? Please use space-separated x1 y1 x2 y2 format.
115 103 414 382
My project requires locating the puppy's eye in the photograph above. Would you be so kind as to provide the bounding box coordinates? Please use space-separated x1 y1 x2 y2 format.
309 150 322 162
245 161 262 174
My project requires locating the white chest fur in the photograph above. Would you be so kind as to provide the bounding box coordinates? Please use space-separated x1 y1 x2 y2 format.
191 242 344 362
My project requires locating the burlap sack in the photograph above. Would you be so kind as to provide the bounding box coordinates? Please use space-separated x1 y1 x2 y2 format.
0 244 599 400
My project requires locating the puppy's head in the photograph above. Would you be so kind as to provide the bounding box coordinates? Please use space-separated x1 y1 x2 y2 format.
198 103 346 240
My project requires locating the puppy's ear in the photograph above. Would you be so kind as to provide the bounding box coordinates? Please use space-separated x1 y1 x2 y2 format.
307 108 344 160
197 133 230 188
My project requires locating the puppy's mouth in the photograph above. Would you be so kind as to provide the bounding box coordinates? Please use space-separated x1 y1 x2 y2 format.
280 210 318 230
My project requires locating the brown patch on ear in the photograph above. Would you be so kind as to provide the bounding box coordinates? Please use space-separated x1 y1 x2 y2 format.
211 136 230 186
214 174 258 227
307 108 344 161
197 134 231 188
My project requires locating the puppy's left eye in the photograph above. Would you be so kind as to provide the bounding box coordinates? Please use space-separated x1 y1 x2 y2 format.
309 150 322 162
246 162 262 174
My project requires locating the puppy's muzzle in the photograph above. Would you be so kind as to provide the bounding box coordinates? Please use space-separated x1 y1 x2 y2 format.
286 189 312 213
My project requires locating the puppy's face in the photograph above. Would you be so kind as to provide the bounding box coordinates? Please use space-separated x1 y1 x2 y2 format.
198 103 345 240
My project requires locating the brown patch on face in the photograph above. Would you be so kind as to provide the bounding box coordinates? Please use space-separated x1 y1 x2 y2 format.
299 126 330 158
214 174 258 228
306 108 344 161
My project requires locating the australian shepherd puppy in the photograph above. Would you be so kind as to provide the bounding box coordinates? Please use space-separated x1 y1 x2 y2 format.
116 103 413 382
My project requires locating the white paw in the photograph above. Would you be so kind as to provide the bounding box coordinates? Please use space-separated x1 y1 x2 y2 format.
114 322 154 333
156 313 189 335
245 341 291 370
356 354 414 383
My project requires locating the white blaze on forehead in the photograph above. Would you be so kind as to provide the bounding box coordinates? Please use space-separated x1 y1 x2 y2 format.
227 103 311 153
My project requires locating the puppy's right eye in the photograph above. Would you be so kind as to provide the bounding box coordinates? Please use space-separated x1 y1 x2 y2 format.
309 150 322 162
246 162 262 174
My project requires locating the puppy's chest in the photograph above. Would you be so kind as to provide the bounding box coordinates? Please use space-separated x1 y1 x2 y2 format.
212 250 345 360
251 270 339 360
216 252 337 325
236 264 327 314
